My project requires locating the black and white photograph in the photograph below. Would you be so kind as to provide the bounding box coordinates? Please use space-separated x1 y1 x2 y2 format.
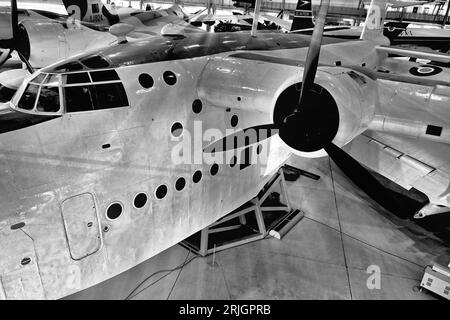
0 0 449 307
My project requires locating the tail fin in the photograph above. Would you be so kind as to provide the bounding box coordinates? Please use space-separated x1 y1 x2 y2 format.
62 0 119 25
290 0 314 32
360 0 390 44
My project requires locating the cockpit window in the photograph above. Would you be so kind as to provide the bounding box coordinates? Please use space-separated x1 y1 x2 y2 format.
95 83 128 109
36 86 60 112
65 83 128 113
81 56 110 69
44 74 59 85
55 61 84 72
66 72 91 85
18 84 40 110
65 86 95 112
0 85 16 103
90 70 119 82
30 73 47 84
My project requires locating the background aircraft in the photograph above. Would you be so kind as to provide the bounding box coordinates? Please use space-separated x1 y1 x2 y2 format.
0 0 215 101
0 0 448 299
258 0 450 52
61 0 206 37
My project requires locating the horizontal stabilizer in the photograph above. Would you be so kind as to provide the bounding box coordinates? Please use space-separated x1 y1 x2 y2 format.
189 13 253 23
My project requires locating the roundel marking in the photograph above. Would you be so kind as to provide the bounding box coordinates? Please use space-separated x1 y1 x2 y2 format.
409 65 443 77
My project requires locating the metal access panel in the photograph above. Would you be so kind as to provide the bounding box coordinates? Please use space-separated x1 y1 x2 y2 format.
61 193 101 260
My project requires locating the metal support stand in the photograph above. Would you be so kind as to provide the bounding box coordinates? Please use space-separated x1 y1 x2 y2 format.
182 167 300 257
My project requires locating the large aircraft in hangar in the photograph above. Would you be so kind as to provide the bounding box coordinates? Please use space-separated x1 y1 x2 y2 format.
0 0 448 299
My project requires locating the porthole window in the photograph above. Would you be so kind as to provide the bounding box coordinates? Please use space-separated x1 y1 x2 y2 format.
106 202 123 220
230 115 239 127
210 164 219 176
138 73 154 89
193 170 202 183
257 144 263 155
175 177 186 191
171 122 183 137
230 155 237 168
21 257 31 266
163 71 177 86
155 185 168 200
192 99 203 114
133 193 148 209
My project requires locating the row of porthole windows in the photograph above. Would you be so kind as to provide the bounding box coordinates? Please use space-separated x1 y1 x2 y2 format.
104 141 263 222
138 71 177 89
104 165 219 221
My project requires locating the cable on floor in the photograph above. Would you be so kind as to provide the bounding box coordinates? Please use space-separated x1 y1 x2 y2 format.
328 158 353 299
124 249 200 300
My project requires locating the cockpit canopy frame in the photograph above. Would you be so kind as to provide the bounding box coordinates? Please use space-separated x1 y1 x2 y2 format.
12 67 129 115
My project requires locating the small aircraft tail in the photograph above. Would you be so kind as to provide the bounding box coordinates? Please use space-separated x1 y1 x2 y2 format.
62 0 119 25
360 0 390 44
290 0 314 32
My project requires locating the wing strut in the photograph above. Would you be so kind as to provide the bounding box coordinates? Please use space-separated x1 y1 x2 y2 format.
251 0 262 37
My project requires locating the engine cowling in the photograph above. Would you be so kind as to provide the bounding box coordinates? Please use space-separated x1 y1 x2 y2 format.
17 19 116 68
276 66 378 158
197 56 378 158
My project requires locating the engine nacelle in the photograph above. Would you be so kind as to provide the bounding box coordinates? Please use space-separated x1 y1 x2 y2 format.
197 56 378 158
18 19 116 68
280 66 379 158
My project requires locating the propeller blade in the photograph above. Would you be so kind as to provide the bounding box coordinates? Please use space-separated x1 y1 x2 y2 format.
323 142 423 216
4 0 33 73
203 124 278 153
298 0 330 107
17 51 33 73
11 0 18 41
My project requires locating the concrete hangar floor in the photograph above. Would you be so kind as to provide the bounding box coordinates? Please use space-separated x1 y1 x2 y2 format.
65 156 450 300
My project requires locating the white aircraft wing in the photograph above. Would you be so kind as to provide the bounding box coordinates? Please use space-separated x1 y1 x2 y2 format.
388 0 433 8
376 46 450 64
189 14 254 23
344 131 450 215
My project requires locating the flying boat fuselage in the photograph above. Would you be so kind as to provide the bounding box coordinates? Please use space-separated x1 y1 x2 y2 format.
0 31 447 299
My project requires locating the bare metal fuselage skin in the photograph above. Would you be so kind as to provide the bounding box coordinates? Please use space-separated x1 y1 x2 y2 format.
0 32 448 299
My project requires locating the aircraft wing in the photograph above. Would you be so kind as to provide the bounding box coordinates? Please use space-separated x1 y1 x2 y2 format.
376 45 450 64
388 0 433 8
189 14 254 23
344 130 450 215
